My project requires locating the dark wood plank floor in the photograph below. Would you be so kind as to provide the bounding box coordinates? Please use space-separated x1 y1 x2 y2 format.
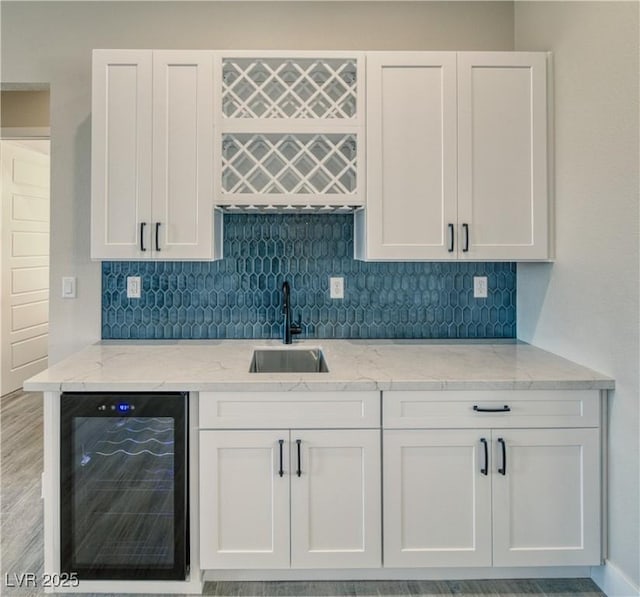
1 390 606 597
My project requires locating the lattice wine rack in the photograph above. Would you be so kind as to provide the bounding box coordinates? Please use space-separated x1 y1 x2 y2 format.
222 134 357 195
216 54 365 208
222 58 358 120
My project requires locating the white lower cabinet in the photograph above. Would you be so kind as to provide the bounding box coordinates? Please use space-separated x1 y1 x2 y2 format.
199 389 602 574
383 426 601 568
491 428 601 567
383 429 492 567
383 390 602 568
200 428 381 570
290 429 382 569
199 430 290 569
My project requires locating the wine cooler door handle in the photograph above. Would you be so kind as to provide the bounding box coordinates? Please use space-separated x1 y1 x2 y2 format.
480 438 488 476
140 222 147 252
296 439 302 477
278 439 284 478
497 437 507 475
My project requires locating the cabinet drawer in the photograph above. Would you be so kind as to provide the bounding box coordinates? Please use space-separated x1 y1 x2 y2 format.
200 391 380 429
383 390 600 429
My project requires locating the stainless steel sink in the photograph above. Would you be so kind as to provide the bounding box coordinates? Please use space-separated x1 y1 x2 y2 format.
249 348 329 373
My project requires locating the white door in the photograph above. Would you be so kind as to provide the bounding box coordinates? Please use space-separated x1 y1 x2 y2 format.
383 429 492 567
91 50 153 259
0 141 50 395
457 52 549 260
152 51 218 260
492 428 600 566
290 429 381 569
357 52 457 260
199 430 290 569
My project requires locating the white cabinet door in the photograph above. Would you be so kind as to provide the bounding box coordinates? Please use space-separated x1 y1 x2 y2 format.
199 430 290 569
492 429 600 566
92 50 221 261
91 50 152 259
457 52 549 260
200 429 381 571
358 51 549 263
383 429 492 567
356 52 457 260
152 51 219 260
290 429 381 569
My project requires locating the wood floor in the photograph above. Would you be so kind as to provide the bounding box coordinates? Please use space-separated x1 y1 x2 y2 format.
1 389 606 597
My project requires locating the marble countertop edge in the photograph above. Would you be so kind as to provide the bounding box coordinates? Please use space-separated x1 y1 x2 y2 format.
26 380 614 393
23 339 615 393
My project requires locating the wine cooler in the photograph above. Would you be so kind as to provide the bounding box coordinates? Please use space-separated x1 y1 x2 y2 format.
60 392 188 580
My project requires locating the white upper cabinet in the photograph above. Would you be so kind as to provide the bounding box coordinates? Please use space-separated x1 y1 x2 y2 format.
92 49 550 260
457 52 549 261
356 51 550 262
152 51 220 260
91 50 153 260
215 52 365 209
91 50 222 261
355 52 457 260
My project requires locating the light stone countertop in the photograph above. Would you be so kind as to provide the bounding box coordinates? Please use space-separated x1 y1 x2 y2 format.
23 339 614 393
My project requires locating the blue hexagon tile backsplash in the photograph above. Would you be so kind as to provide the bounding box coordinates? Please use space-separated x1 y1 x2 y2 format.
102 214 516 340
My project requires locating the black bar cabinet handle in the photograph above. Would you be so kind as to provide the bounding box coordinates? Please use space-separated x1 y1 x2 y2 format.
296 439 302 477
473 405 511 413
462 223 469 252
155 222 161 252
497 437 506 475
278 439 284 478
480 438 488 476
140 222 147 252
448 223 455 252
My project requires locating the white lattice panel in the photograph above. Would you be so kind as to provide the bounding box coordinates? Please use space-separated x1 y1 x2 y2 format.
222 58 357 119
222 134 357 195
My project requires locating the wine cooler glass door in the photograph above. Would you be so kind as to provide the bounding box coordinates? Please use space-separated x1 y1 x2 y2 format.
60 393 187 580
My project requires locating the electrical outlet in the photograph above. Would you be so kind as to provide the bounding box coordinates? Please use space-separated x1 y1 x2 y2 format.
127 276 142 299
330 277 344 299
473 276 488 299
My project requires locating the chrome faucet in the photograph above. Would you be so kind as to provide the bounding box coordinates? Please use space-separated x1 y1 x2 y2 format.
282 281 302 344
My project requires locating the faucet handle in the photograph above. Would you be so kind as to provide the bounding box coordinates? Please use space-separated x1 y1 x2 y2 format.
290 321 303 336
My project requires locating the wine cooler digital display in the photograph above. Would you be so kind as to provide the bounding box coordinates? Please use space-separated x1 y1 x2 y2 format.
60 392 188 580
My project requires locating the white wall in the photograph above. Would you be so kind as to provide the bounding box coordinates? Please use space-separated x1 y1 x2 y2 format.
0 0 514 363
515 2 640 592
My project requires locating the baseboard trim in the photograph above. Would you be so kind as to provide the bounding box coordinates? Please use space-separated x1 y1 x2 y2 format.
592 561 640 597
205 566 592 582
